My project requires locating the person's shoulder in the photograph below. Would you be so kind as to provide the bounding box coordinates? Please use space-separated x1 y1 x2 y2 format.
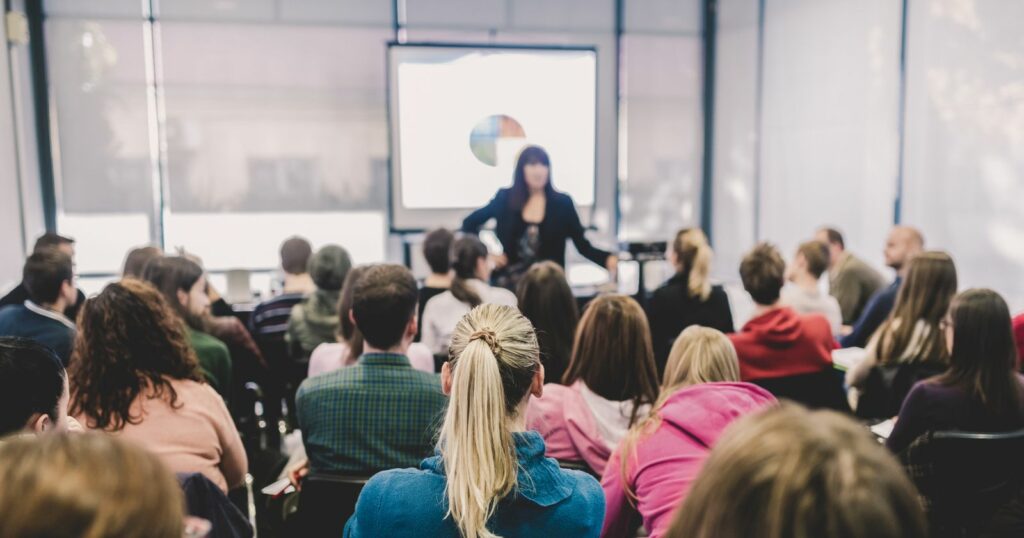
489 286 518 306
173 378 226 405
0 303 24 322
550 469 605 531
297 366 352 399
355 467 446 521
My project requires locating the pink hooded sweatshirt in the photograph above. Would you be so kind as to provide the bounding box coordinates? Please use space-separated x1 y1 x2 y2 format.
599 382 776 538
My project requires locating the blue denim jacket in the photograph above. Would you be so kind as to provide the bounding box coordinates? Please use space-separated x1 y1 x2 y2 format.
344 431 605 537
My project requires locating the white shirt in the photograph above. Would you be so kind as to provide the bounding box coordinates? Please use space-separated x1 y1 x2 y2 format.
578 383 651 450
420 279 517 355
781 286 843 336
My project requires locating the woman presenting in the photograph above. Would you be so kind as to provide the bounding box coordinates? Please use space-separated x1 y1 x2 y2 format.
462 145 618 289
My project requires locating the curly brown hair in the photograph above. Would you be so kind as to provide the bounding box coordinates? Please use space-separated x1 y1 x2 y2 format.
69 278 203 430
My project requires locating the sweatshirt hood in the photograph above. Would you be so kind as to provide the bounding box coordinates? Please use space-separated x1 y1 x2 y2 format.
658 382 776 447
742 307 804 345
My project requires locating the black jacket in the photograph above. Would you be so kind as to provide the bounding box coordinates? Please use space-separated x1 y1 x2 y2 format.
461 188 610 269
647 274 734 374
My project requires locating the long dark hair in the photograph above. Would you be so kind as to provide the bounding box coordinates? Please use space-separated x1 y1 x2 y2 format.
935 288 1022 421
337 265 369 361
563 294 660 427
142 256 206 331
507 145 555 211
516 261 579 385
450 236 487 308
69 279 204 430
876 251 957 366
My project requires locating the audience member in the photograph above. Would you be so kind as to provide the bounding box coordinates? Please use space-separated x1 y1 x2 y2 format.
888 288 1024 454
527 294 659 475
416 228 454 341
286 244 352 359
816 227 885 325
515 261 579 385
782 240 842 335
667 405 927 538
601 327 775 538
647 228 733 371
308 265 434 376
729 243 834 382
345 304 604 537
0 249 78 364
841 226 925 348
0 232 86 320
296 264 446 474
250 236 315 345
143 256 232 399
847 251 957 418
0 337 74 437
421 236 517 355
70 279 247 491
0 433 185 538
122 245 163 279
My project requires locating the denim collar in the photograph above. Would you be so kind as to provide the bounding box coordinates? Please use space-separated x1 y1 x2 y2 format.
422 430 574 507
359 353 411 367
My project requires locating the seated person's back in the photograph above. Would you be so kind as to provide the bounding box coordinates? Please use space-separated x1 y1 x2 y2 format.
728 243 834 381
0 249 78 365
345 304 604 537
70 280 247 492
287 244 352 359
297 264 447 473
647 228 734 371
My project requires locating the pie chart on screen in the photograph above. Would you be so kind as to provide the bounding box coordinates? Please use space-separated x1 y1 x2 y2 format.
469 114 527 167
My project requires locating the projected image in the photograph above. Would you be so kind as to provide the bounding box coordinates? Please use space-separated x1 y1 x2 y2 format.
389 45 596 226
469 115 526 167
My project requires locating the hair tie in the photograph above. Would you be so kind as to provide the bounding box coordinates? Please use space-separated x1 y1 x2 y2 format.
469 328 501 356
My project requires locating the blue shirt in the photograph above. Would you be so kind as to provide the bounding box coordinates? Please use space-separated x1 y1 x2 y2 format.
841 277 901 349
0 302 76 365
344 431 605 537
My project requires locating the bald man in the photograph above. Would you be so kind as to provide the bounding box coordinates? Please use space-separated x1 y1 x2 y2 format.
840 226 924 348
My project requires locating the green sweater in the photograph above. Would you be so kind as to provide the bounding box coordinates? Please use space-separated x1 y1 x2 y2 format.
188 328 232 402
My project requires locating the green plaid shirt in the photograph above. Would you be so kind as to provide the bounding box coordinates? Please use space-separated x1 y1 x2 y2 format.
296 353 447 474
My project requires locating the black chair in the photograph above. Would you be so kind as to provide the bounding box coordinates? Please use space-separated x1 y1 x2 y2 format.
752 368 850 413
855 362 944 420
296 473 371 537
557 459 599 478
434 353 448 373
914 428 1024 537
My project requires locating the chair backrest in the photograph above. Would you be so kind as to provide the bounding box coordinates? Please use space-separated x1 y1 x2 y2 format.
298 473 371 538
856 362 944 420
557 459 599 478
751 368 850 413
914 428 1024 535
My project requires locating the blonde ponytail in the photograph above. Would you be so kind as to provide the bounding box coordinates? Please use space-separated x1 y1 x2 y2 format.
617 326 739 504
672 228 713 301
442 304 540 538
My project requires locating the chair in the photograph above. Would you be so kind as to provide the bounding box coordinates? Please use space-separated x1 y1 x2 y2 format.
751 369 850 413
557 459 599 478
296 473 372 537
855 361 944 420
911 428 1024 537
177 473 254 538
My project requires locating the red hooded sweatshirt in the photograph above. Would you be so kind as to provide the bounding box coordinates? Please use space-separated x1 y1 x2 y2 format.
1013 313 1024 368
729 307 835 381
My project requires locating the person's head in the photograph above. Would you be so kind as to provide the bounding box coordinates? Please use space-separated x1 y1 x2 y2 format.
939 289 1022 419
787 240 830 282
121 246 162 279
564 294 659 426
449 236 489 308
33 232 75 257
667 405 927 538
69 279 203 430
0 433 184 538
142 255 209 328
884 225 925 271
669 228 713 301
337 265 370 360
350 264 418 352
0 337 69 437
739 242 786 306
515 261 579 383
22 249 76 309
280 236 313 276
440 304 543 538
308 244 352 292
508 145 555 210
617 326 741 502
877 251 957 366
814 227 844 268
423 228 455 276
